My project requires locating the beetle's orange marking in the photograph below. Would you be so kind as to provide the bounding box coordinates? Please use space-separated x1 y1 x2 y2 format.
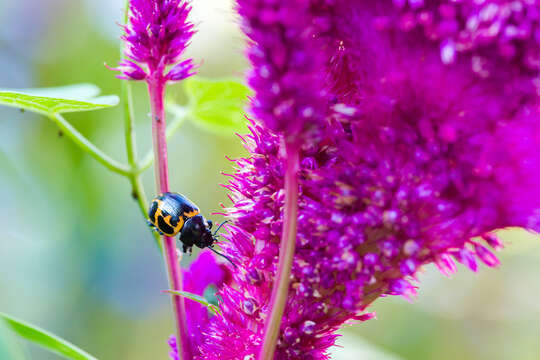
159 214 176 236
151 197 190 236
163 215 182 236
152 207 161 226
151 199 163 224
172 216 185 234
153 206 178 235
183 209 199 218
163 215 173 227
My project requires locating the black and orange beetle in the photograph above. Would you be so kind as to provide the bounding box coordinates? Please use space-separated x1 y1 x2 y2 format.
147 192 234 265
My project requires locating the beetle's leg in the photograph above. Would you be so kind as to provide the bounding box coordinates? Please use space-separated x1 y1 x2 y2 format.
150 226 163 235
147 220 164 235
181 244 194 254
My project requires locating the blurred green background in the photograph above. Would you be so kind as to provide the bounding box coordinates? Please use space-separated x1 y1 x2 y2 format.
0 1 539 359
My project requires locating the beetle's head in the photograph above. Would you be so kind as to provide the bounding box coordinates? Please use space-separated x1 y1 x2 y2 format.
181 215 214 249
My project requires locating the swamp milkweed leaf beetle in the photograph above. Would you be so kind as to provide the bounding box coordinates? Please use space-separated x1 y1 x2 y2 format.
147 192 235 266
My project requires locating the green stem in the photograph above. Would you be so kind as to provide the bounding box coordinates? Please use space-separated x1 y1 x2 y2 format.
120 0 162 250
123 82 137 166
127 171 161 248
121 78 162 251
49 113 131 176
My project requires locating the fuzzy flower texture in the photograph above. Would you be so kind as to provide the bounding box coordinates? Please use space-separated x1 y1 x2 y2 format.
169 1 540 359
114 0 195 82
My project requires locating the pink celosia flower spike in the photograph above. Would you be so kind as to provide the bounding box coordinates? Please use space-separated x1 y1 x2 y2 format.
113 0 196 82
236 1 329 359
112 1 198 359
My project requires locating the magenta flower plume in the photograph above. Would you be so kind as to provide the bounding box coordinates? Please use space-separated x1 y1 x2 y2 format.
113 0 196 82
170 1 540 359
377 0 540 75
237 1 331 358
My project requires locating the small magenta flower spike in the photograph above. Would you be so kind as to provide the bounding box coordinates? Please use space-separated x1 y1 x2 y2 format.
114 0 196 83
184 1 540 359
112 1 197 359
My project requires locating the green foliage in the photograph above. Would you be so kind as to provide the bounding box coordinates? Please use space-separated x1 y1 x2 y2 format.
164 290 222 315
203 284 219 307
0 312 98 360
182 77 250 134
0 84 118 116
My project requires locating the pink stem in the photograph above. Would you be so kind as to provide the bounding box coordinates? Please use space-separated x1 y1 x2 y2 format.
148 78 192 360
149 79 170 192
259 142 300 360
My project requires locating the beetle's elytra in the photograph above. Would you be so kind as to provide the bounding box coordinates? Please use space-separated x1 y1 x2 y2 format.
148 192 201 237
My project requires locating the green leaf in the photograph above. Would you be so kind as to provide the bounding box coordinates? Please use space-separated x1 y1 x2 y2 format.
164 290 222 315
203 284 219 307
17 84 101 99
183 77 250 134
0 312 98 360
0 84 119 116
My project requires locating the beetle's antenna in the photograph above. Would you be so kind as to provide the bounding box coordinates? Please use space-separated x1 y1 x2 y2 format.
212 220 230 236
209 247 238 269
